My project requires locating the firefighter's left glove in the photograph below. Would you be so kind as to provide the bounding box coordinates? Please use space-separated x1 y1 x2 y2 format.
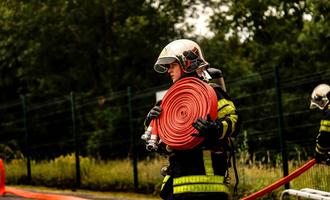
145 100 162 126
191 114 220 139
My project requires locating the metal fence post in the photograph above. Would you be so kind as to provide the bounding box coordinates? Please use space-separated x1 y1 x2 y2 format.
127 86 138 191
21 95 31 183
70 92 81 188
275 66 289 189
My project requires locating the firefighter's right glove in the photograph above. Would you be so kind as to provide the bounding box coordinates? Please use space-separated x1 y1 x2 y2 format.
145 100 162 126
191 114 220 139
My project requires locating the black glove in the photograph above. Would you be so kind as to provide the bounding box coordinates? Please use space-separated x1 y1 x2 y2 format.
145 100 162 126
191 114 220 138
315 151 330 165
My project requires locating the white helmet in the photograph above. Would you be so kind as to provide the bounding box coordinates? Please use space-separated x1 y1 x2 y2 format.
310 83 330 110
154 39 209 73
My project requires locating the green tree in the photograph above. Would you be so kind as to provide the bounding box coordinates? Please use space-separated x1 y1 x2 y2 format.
202 0 330 161
0 0 200 159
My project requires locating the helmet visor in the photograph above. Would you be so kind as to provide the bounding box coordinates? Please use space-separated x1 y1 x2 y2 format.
310 97 329 110
310 101 319 109
154 64 169 73
154 57 177 73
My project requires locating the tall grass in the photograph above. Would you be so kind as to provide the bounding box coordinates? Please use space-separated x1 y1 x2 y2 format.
4 154 329 199
235 160 330 199
5 154 165 193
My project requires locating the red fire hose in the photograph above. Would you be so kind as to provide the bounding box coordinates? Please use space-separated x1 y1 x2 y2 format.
151 77 218 150
241 159 317 200
0 159 87 200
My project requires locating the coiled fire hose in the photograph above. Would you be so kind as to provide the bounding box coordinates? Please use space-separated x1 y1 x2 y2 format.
144 77 218 150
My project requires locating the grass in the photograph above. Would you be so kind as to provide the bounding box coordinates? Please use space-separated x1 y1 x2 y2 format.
5 154 165 193
3 154 330 200
235 160 330 199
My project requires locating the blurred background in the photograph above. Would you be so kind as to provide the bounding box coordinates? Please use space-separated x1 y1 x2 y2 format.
0 0 329 199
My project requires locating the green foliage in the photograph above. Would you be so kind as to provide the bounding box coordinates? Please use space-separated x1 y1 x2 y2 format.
204 0 329 80
198 0 330 161
85 107 123 159
0 0 192 160
0 0 188 100
0 0 330 165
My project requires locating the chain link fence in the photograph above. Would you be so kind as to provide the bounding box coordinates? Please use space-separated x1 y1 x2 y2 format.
0 68 329 195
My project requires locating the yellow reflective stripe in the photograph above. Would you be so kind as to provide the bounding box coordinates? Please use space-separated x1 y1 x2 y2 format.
221 121 228 139
217 98 238 138
316 144 330 152
161 175 170 191
219 114 238 138
174 183 229 194
230 114 238 135
320 120 330 132
319 125 330 132
315 146 325 154
173 175 225 186
203 150 214 175
231 114 238 123
321 120 330 126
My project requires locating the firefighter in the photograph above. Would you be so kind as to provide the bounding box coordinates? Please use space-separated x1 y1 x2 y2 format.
143 39 240 200
310 83 330 165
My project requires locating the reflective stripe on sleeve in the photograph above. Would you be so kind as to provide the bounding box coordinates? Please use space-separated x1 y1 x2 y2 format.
217 99 238 138
316 144 330 153
220 121 228 139
321 120 330 126
161 175 170 191
320 120 330 132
